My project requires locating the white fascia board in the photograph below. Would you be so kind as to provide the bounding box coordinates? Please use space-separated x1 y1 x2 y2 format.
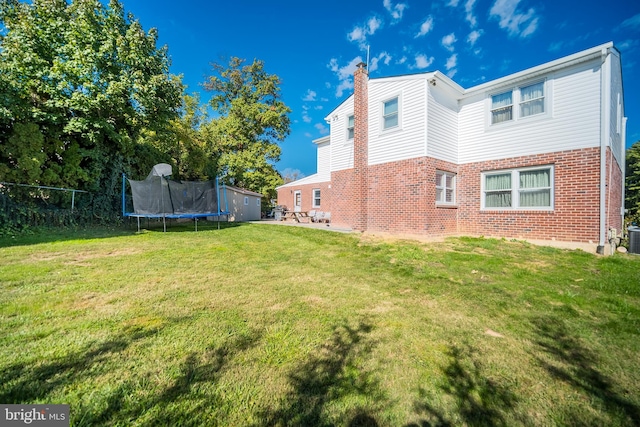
313 136 330 146
463 42 614 97
324 94 354 123
276 173 330 190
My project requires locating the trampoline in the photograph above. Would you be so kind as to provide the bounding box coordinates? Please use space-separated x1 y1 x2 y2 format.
122 163 230 232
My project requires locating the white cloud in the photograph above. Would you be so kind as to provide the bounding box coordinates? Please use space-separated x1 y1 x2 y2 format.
447 69 458 79
446 0 460 6
490 0 539 38
302 90 316 102
383 0 408 22
445 53 458 70
465 0 478 28
415 16 434 38
413 54 435 69
467 29 483 46
329 57 364 97
348 16 383 47
301 105 312 123
369 52 392 72
441 33 457 51
618 39 639 52
618 13 640 30
315 123 329 135
397 56 408 65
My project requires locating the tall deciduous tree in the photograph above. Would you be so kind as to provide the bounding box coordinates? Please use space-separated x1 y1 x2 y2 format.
0 0 182 206
626 141 640 224
203 57 290 200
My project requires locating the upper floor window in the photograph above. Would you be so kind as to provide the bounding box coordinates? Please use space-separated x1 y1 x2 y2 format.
490 80 546 125
482 166 553 210
347 115 354 140
520 82 544 117
491 91 513 124
436 171 456 205
383 97 399 130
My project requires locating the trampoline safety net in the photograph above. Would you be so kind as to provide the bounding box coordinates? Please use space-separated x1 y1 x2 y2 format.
128 177 219 215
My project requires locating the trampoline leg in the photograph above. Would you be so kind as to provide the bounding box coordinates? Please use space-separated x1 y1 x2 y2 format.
195 218 198 232
137 217 140 233
163 216 166 233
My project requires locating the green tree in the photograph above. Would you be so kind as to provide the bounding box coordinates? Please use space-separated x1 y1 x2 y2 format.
0 0 182 209
626 141 640 224
203 57 290 200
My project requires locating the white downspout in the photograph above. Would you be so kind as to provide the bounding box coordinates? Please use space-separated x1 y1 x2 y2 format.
622 116 628 230
598 48 611 254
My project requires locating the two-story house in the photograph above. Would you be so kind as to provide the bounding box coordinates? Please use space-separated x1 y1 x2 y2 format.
277 42 627 252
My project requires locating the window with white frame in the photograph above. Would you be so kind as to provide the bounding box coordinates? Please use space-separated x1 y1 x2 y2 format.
347 114 354 140
257 198 261 207
382 97 399 130
491 91 513 124
436 171 456 205
482 166 553 210
244 196 249 205
490 80 546 125
313 189 321 208
519 82 545 118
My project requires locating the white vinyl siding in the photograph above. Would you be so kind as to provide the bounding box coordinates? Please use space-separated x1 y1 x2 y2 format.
459 59 601 164
427 86 459 163
482 166 553 210
368 78 427 166
316 139 332 181
329 97 354 171
609 51 624 168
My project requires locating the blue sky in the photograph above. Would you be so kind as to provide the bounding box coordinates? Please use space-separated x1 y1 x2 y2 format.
121 0 640 178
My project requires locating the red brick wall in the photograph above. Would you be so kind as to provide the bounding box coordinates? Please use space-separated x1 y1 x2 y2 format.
458 147 602 242
330 169 356 229
352 64 369 231
276 182 331 212
606 148 624 236
366 157 459 235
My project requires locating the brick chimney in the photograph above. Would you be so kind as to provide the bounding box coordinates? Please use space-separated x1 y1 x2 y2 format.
352 62 369 231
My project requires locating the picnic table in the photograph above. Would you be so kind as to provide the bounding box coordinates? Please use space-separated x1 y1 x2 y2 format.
282 210 310 223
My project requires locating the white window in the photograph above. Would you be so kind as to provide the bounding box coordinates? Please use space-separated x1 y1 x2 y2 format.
244 196 249 205
520 82 545 118
382 97 399 130
491 91 513 124
436 171 456 205
313 189 321 208
482 166 553 210
257 198 261 207
347 115 354 140
490 80 546 125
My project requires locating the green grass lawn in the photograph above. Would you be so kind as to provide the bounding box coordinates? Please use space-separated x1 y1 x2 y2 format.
1 222 639 426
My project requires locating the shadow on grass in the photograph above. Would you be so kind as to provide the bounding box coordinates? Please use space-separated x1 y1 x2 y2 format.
0 226 134 248
84 328 262 426
254 319 385 427
531 316 640 426
408 344 518 427
0 324 164 403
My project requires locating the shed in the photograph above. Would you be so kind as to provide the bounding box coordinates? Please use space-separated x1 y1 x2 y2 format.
223 185 262 222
